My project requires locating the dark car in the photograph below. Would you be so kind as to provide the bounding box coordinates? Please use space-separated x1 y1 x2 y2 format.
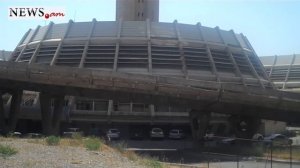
264 134 293 146
130 130 144 140
168 129 185 139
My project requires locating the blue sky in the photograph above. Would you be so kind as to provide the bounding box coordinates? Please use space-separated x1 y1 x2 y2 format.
1 0 300 56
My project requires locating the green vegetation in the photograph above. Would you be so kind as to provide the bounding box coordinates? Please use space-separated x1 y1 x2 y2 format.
271 146 300 160
123 150 164 168
71 132 83 140
0 144 17 158
140 155 163 168
84 137 102 151
113 141 127 153
45 136 60 146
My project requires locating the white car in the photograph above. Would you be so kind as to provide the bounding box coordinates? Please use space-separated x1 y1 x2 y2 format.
168 129 185 139
106 129 120 140
63 128 83 137
150 128 164 139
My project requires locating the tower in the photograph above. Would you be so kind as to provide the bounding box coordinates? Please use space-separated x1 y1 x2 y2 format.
116 0 159 22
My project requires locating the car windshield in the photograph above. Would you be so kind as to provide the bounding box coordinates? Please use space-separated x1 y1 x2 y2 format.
170 130 179 133
268 134 283 139
152 128 162 132
68 128 79 132
110 129 119 133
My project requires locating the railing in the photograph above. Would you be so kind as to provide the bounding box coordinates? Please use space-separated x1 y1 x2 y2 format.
201 135 297 168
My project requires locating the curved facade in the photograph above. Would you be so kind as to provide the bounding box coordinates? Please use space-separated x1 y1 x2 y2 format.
260 54 300 90
10 20 272 88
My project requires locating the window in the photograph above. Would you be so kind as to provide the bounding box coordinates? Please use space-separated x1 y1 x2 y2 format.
76 100 93 110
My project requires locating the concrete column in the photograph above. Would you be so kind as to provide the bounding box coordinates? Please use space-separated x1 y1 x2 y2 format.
189 110 211 141
51 95 65 135
150 104 155 116
149 104 155 123
0 92 6 134
107 100 113 116
40 92 53 135
7 90 23 132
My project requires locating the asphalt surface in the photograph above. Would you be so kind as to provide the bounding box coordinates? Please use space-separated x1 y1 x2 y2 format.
200 160 299 168
123 139 300 167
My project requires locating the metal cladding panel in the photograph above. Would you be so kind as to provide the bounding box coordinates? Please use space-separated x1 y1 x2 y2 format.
93 22 117 37
235 34 249 49
259 56 275 66
178 23 202 41
275 55 293 65
293 54 300 65
67 22 93 38
32 26 47 41
121 21 146 37
201 26 222 43
151 22 176 38
22 29 35 44
46 23 68 39
219 30 239 46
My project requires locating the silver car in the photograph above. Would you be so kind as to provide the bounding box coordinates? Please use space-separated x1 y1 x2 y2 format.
150 128 164 139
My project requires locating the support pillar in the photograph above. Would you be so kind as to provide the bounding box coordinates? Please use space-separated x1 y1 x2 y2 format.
0 92 6 134
52 95 65 135
107 100 113 116
7 90 23 132
40 92 65 136
149 104 155 123
40 92 52 135
189 110 211 141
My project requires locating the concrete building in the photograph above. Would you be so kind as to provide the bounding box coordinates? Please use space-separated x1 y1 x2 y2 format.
0 50 12 61
116 0 159 21
259 54 300 136
260 54 300 92
1 0 299 138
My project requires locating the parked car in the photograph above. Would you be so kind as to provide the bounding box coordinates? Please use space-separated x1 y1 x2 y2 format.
8 131 22 137
252 133 264 141
106 129 120 140
26 133 43 138
63 128 83 138
220 137 236 145
204 133 215 141
264 134 292 146
150 128 164 139
130 129 144 140
168 129 185 139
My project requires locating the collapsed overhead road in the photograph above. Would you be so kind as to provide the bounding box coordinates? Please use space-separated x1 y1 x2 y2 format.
0 61 299 123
